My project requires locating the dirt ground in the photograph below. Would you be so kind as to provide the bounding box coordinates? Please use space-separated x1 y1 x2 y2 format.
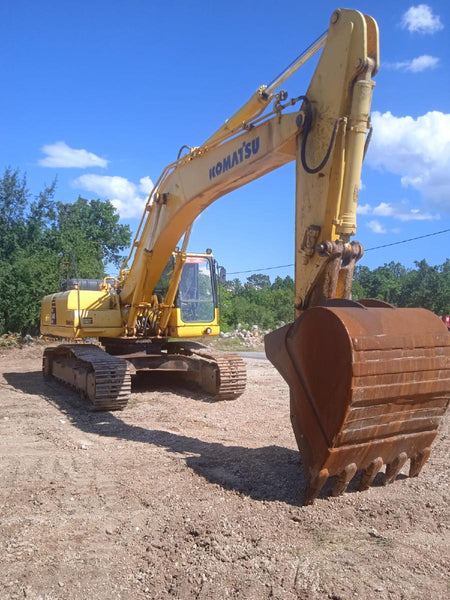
0 345 448 600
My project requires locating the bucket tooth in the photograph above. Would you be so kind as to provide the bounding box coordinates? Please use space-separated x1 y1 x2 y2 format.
384 452 408 485
304 468 329 505
358 457 383 491
332 463 357 496
409 447 431 478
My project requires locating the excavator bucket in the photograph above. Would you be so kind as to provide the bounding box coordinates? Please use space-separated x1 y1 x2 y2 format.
265 300 450 504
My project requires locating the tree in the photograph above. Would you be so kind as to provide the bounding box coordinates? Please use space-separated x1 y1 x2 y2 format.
0 168 131 334
56 197 130 271
353 262 407 304
245 273 271 290
399 260 449 314
219 274 294 330
353 260 449 314
218 261 449 333
225 278 243 294
0 168 28 258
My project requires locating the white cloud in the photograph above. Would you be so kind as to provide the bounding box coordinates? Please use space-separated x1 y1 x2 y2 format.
395 208 438 221
39 141 108 168
367 220 387 234
72 174 154 218
389 54 439 72
357 200 439 222
373 202 394 216
378 202 438 221
357 203 371 215
139 176 154 195
401 4 443 34
367 110 450 213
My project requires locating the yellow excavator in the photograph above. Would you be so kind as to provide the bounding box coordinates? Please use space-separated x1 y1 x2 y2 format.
41 8 449 503
42 249 245 406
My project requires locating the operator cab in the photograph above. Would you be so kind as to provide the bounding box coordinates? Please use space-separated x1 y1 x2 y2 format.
154 251 221 337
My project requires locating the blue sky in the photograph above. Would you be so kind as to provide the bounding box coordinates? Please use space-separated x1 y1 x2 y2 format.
1 1 449 280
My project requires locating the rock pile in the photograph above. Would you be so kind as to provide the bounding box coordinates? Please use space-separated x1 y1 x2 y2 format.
219 324 273 347
1 333 32 347
0 333 44 348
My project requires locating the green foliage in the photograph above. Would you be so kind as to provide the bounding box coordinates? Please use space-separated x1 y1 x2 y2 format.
245 273 271 289
0 167 131 334
219 274 295 331
55 197 130 273
353 260 450 314
352 262 407 305
219 259 450 333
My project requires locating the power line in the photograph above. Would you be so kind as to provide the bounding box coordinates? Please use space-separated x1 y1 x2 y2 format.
228 263 294 275
227 227 450 275
364 227 450 252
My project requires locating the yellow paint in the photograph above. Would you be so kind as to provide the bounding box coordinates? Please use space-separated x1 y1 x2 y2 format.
167 308 220 338
41 290 124 338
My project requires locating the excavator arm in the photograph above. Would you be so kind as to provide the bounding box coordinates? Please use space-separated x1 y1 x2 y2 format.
119 8 379 332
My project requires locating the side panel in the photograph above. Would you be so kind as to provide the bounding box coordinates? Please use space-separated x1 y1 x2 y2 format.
41 290 124 338
167 308 220 338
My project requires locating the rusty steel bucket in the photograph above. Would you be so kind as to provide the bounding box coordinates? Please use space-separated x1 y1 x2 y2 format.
265 299 450 504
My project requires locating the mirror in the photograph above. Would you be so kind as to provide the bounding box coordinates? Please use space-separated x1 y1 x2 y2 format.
218 266 227 286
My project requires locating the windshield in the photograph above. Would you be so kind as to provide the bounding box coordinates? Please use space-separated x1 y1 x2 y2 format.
177 257 215 323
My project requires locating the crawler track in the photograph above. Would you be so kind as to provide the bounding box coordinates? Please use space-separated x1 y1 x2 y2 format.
43 344 131 411
43 342 246 409
190 347 247 400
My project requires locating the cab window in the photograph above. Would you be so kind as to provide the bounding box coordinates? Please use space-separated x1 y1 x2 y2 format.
177 257 215 322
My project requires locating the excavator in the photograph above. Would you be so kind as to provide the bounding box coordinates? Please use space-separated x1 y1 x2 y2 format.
41 8 450 504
